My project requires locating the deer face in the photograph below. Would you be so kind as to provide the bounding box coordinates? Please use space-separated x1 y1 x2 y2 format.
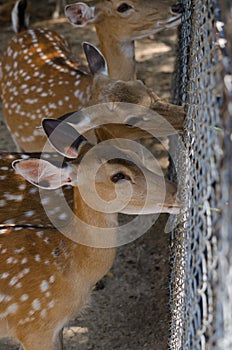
97 0 183 40
66 1 184 41
13 119 180 215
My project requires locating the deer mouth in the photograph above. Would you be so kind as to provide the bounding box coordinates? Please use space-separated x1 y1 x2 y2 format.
157 13 183 30
129 12 183 41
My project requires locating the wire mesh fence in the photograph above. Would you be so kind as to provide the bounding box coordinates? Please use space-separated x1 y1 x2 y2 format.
169 0 232 349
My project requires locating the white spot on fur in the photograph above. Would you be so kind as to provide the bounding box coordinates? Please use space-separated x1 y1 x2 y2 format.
6 257 18 264
47 300 55 309
7 303 18 314
49 276 55 284
25 210 35 217
40 280 49 292
4 194 23 202
0 200 6 207
20 294 29 302
9 276 19 287
36 232 44 238
59 213 68 220
1 272 9 279
40 309 47 318
44 237 51 244
14 247 25 254
32 299 41 311
0 294 12 303
35 255 41 262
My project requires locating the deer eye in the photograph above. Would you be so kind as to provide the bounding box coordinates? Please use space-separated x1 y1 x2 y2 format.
111 172 130 183
117 3 133 13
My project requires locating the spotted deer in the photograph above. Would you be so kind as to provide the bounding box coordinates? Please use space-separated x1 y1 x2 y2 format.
0 116 180 350
0 152 73 227
55 42 185 140
83 42 185 130
0 41 183 230
0 0 184 151
65 1 184 80
58 42 185 172
0 0 65 22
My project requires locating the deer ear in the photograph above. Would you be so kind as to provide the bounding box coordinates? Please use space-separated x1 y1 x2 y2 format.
42 119 90 159
65 2 95 27
83 42 108 76
12 159 72 189
11 0 29 34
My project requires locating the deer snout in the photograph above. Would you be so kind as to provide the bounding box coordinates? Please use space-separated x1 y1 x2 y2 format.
171 3 184 15
163 180 181 214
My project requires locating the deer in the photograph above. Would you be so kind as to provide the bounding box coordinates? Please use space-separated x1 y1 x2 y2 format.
0 0 65 22
65 1 184 80
45 42 185 141
0 0 184 152
82 42 185 131
0 114 180 350
0 41 183 229
0 152 74 227
51 0 65 19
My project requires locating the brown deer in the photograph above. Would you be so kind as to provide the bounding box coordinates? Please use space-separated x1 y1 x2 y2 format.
0 152 74 227
83 42 185 131
0 42 183 227
65 1 184 80
0 0 184 151
0 0 65 22
0 117 180 350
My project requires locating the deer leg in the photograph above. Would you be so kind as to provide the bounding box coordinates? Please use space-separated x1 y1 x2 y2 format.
53 329 64 350
52 0 64 18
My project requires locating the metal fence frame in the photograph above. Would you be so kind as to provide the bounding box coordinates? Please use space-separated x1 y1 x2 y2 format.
169 0 232 349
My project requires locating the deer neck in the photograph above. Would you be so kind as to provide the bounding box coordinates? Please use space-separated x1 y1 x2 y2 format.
69 187 117 285
96 24 136 80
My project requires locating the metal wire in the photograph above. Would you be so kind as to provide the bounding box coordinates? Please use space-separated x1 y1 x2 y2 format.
169 0 232 349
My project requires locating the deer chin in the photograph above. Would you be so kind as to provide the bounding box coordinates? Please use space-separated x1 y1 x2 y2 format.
120 203 180 215
129 14 183 41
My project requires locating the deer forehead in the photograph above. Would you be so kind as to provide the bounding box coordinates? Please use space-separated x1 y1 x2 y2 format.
76 155 141 182
96 0 175 15
102 159 142 178
93 0 181 42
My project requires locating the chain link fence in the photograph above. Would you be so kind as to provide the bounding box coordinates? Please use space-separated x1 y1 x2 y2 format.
169 0 232 349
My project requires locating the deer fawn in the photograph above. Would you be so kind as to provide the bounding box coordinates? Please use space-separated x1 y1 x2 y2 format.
54 42 184 140
0 0 184 152
0 42 183 229
0 152 74 227
0 0 65 22
83 42 185 132
65 1 184 80
0 116 180 350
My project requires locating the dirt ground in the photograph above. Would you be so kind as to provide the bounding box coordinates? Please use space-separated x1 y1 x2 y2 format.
0 1 178 349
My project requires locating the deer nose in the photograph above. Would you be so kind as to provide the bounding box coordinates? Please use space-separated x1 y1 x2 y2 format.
171 3 184 14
